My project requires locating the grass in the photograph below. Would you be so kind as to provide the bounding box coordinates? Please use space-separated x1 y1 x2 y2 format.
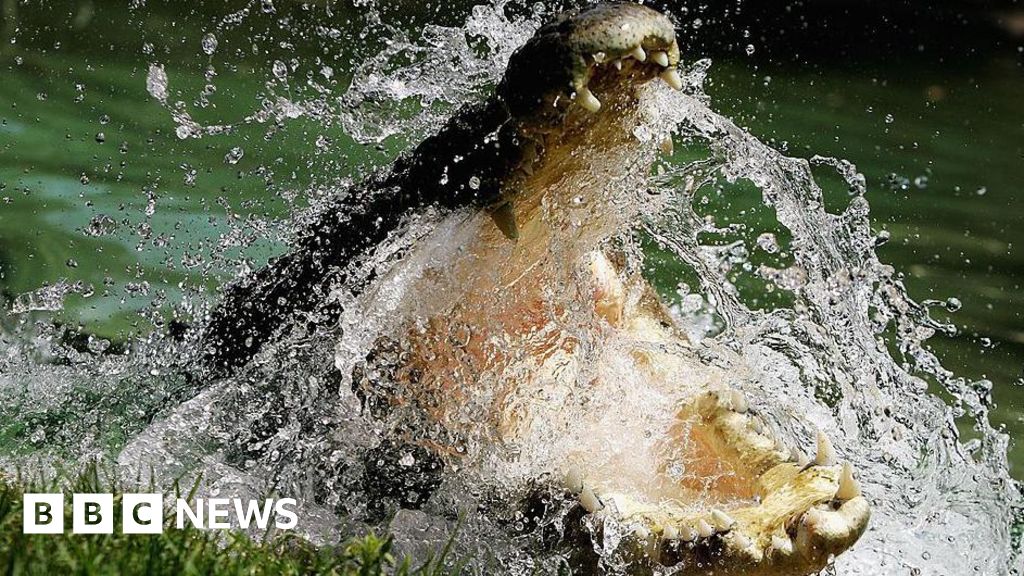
0 467 465 576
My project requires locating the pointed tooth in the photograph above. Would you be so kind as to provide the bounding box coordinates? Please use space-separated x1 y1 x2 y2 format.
592 51 607 63
771 535 794 555
802 507 824 527
731 532 752 550
613 59 623 70
729 390 748 413
815 429 837 466
651 50 669 67
793 447 809 466
577 87 601 112
774 438 791 461
580 485 604 512
679 524 698 542
633 525 650 539
630 45 647 62
488 201 519 241
659 134 674 156
564 467 583 493
712 390 728 408
749 417 764 434
836 462 862 500
711 509 736 531
662 524 679 541
697 519 715 538
660 68 683 90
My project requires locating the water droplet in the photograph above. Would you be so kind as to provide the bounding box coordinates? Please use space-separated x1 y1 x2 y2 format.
745 44 755 56
945 297 962 312
224 147 245 165
272 60 288 80
84 214 116 237
87 335 111 354
975 186 987 196
756 232 779 253
680 294 703 314
201 32 218 55
146 63 168 101
95 132 105 143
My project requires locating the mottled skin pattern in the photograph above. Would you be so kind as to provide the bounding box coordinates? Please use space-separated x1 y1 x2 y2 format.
204 3 869 573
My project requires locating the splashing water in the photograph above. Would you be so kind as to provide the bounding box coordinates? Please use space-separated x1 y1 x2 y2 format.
2 2 1021 574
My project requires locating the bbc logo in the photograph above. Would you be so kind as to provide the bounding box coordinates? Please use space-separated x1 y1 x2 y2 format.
23 493 163 534
22 493 298 534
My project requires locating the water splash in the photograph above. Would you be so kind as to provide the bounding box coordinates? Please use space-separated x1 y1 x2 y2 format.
1 2 1020 574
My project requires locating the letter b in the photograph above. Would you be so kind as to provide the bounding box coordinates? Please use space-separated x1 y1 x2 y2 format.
23 494 64 534
73 494 113 534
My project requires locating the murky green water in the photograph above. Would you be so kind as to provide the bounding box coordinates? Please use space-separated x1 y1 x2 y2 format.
2 1 1022 475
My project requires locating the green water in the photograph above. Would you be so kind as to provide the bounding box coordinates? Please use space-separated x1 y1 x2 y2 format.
1 2 1022 474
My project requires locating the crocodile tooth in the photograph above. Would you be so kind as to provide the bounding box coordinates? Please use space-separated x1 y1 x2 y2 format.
662 524 679 540
803 507 824 526
729 390 748 413
592 51 607 63
771 535 794 554
749 416 764 434
651 50 669 67
577 87 601 112
679 524 698 542
775 438 791 461
659 134 674 156
697 519 715 538
711 509 736 531
815 429 837 466
564 467 583 493
836 461 862 500
732 532 753 550
580 485 604 512
613 59 623 71
488 201 519 241
630 45 647 62
660 68 683 90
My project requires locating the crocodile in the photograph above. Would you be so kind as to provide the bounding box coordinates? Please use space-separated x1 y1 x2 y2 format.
201 3 870 572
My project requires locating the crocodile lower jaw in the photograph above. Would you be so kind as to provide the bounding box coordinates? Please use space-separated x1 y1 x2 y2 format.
563 388 870 573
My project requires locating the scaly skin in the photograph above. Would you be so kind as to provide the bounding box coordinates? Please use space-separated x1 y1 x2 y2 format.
204 3 870 573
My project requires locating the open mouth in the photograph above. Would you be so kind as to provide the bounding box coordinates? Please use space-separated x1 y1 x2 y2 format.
200 3 872 573
564 382 870 572
403 4 871 573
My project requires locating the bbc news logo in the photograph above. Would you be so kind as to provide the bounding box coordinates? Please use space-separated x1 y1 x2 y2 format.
22 493 298 534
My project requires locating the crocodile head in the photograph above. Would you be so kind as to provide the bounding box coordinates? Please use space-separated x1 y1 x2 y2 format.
379 4 873 574
499 2 681 127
